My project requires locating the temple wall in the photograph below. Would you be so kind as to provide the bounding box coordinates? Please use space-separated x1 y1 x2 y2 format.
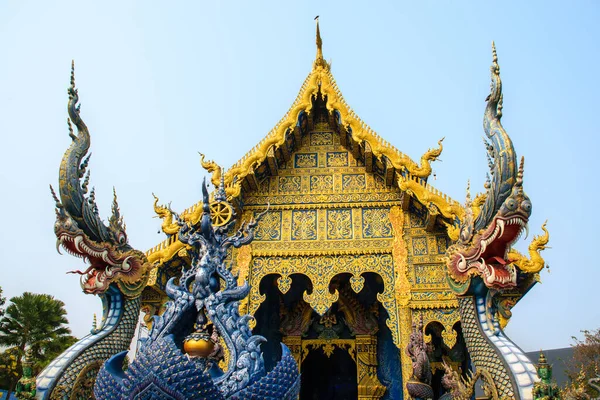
229 129 462 398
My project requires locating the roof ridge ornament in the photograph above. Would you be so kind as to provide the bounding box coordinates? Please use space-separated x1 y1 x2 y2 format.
313 16 330 70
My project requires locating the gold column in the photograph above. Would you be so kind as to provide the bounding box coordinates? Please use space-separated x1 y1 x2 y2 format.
282 335 303 368
398 307 413 399
356 335 386 400
389 206 413 399
235 244 253 315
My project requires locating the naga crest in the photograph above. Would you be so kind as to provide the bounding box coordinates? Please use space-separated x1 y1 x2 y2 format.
51 62 150 297
94 179 300 399
446 44 534 291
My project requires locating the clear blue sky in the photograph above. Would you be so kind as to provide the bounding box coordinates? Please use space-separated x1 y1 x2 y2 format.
0 1 598 352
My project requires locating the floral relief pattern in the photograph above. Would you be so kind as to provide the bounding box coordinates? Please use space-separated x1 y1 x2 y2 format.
409 203 427 228
291 210 318 240
362 208 393 238
327 209 353 240
310 132 333 146
414 264 447 286
310 175 334 192
412 237 428 255
436 236 448 254
294 153 318 168
278 176 301 193
254 211 282 241
342 174 366 191
326 152 348 167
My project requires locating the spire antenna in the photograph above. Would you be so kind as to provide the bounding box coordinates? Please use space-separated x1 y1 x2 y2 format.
313 16 329 70
315 16 323 60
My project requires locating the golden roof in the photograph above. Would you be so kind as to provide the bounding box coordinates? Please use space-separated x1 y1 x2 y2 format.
145 20 465 267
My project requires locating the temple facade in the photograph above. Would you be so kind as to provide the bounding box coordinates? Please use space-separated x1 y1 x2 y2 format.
39 17 552 400
142 22 473 400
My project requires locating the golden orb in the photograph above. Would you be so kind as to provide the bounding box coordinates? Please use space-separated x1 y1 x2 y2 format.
183 334 215 358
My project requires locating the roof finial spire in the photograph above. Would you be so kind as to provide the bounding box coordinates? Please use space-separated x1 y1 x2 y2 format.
315 16 323 60
313 16 329 70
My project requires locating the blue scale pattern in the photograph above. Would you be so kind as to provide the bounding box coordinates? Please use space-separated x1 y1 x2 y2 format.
231 345 300 400
94 335 221 400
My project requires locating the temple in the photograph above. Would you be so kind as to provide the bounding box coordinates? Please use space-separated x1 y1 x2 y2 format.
38 19 553 400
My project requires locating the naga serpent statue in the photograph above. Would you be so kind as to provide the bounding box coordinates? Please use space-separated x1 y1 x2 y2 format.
94 181 300 399
445 44 546 399
36 63 152 399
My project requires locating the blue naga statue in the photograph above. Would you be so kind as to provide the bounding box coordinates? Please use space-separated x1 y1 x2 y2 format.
94 181 300 399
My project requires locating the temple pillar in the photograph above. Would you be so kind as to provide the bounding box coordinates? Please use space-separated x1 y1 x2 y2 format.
356 335 386 400
399 307 413 399
282 335 302 367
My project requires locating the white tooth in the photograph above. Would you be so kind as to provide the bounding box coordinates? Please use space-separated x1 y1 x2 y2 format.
524 223 529 240
122 257 132 271
497 219 505 239
480 239 487 253
102 251 109 262
458 254 467 271
74 236 83 252
486 270 494 284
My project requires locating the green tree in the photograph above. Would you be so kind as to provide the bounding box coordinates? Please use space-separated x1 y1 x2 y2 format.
0 292 77 392
0 347 21 391
0 287 6 318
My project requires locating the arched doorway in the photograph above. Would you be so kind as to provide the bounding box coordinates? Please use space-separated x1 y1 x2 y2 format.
301 346 357 400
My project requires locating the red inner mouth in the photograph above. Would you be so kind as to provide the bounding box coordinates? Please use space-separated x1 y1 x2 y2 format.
480 223 521 265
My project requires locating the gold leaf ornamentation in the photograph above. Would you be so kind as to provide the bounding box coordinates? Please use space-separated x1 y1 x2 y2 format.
326 209 353 240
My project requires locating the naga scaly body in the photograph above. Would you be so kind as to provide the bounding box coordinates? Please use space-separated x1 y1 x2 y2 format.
37 62 151 399
445 44 547 400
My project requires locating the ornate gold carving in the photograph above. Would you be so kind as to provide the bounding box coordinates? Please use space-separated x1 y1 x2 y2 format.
342 174 366 191
398 173 465 222
251 239 392 257
146 40 462 267
444 220 460 242
146 234 189 267
245 193 403 208
356 335 386 399
310 174 333 192
253 210 281 241
398 307 413 400
389 206 410 307
301 339 355 364
234 244 252 315
248 254 400 345
326 151 349 167
508 221 549 274
291 210 318 240
362 208 393 238
294 153 318 168
282 335 302 366
209 201 233 227
278 176 302 193
310 132 333 146
326 209 353 240
199 153 222 187
416 308 460 348
413 264 447 288
152 194 180 235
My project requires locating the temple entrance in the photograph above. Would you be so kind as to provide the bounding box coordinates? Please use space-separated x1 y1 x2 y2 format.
252 273 389 399
300 346 357 400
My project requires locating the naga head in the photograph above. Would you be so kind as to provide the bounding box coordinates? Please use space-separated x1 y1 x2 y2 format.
52 62 149 297
446 44 533 292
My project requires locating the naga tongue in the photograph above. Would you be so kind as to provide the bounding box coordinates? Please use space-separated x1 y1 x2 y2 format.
489 256 507 265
